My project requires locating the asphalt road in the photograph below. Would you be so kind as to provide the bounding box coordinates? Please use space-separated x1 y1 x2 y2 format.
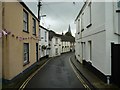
25 52 85 88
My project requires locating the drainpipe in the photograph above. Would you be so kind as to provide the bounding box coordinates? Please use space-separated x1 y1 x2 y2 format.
107 76 110 85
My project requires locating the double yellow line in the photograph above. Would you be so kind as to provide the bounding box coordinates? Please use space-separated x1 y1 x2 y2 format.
69 58 91 90
19 56 91 90
19 59 51 90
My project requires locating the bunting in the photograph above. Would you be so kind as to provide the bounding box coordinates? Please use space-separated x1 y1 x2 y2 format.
0 29 39 41
0 32 2 39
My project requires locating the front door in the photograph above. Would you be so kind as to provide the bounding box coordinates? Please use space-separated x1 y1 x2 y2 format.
111 43 120 87
36 43 38 62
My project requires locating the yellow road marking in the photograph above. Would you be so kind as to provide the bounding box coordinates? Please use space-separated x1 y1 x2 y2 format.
19 56 91 90
19 59 51 90
69 58 91 90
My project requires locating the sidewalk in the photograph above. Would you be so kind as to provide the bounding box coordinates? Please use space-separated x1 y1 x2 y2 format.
70 55 119 89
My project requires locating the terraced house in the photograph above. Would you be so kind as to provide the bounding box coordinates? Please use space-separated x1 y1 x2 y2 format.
49 30 62 57
2 1 40 85
0 1 2 89
75 0 120 87
39 25 49 59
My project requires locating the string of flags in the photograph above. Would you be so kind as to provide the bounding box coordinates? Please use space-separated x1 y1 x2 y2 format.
0 29 39 41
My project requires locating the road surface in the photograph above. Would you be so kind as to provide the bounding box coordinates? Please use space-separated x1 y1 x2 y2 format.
24 53 86 88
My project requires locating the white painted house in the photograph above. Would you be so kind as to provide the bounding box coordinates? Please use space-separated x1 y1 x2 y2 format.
39 26 49 59
75 0 120 86
61 25 75 53
49 30 62 57
61 35 75 53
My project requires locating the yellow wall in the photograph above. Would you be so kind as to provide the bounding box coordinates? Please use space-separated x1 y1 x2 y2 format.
0 1 2 81
3 2 39 80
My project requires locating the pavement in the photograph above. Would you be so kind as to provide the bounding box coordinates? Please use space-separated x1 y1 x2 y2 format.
0 78 2 90
70 54 120 90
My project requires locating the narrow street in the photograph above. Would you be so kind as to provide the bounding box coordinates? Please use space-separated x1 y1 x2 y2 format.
23 53 85 88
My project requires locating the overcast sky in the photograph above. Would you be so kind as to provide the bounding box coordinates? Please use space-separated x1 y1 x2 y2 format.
23 0 84 36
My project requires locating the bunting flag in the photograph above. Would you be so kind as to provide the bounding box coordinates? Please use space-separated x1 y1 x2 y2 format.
0 29 39 41
2 30 8 35
0 32 2 39
0 30 8 39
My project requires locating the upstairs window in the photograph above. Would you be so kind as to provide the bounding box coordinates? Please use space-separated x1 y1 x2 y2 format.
56 38 58 44
82 2 92 30
45 31 47 42
23 10 28 32
33 18 36 35
85 2 92 28
81 13 84 31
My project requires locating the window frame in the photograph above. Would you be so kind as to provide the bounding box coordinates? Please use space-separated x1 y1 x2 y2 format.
23 10 29 33
86 2 92 28
23 43 29 66
81 13 84 32
45 31 47 42
56 38 58 44
33 18 36 35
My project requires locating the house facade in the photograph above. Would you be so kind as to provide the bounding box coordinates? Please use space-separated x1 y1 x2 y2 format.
49 30 62 57
75 0 120 86
0 1 2 89
61 35 75 53
39 26 49 59
61 41 70 53
61 25 75 53
2 1 40 83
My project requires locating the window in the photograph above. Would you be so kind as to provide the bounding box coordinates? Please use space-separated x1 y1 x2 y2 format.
88 41 92 61
39 29 41 41
117 0 120 8
33 18 36 35
78 19 80 33
23 10 28 32
24 43 29 65
56 48 58 55
45 31 47 42
56 38 58 44
81 13 84 32
86 2 92 28
81 42 86 60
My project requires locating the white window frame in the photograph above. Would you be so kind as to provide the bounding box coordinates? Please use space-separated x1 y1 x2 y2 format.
56 38 58 44
24 43 29 64
33 18 36 35
45 31 47 42
23 10 28 32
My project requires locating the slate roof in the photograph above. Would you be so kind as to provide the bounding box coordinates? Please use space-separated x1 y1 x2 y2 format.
40 25 49 31
49 30 75 42
60 35 75 42
49 30 57 41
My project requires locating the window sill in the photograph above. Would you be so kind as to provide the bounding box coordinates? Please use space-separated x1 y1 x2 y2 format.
23 61 30 66
116 10 120 13
81 29 84 32
33 34 36 36
86 23 92 28
23 30 29 33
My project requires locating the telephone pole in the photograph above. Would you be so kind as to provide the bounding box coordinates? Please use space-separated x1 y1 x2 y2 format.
38 0 42 20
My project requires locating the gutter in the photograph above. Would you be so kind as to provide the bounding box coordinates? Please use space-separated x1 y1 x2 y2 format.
75 2 87 22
